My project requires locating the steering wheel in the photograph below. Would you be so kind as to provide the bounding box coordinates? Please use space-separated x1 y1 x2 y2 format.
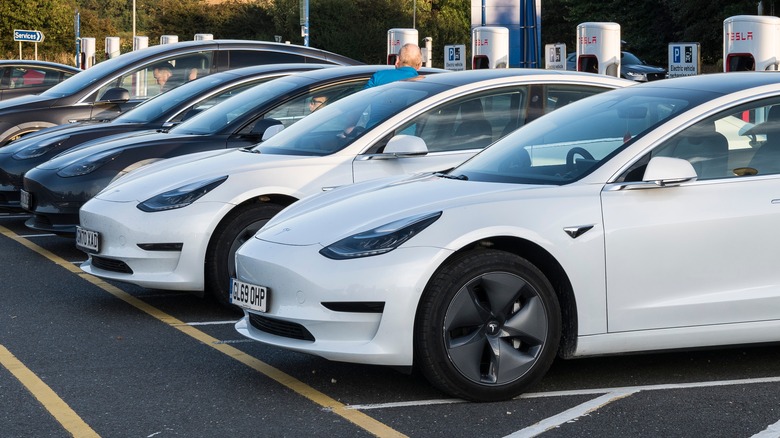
566 147 594 170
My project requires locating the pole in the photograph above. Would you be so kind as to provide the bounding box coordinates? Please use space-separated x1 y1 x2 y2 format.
133 0 136 39
413 0 416 29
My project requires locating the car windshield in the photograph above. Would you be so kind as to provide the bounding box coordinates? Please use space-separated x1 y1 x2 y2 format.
111 74 236 124
622 52 644 65
451 86 719 185
41 58 127 97
168 76 306 135
256 82 443 156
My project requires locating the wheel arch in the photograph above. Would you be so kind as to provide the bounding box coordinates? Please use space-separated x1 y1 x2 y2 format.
418 235 579 360
204 192 299 262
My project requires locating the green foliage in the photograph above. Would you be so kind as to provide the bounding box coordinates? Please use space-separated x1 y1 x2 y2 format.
0 0 775 70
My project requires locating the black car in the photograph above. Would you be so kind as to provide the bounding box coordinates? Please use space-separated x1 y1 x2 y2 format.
0 40 360 147
566 51 667 82
0 63 330 210
0 60 80 101
22 65 443 234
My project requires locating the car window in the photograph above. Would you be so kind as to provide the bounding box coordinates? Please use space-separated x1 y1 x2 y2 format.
3 67 74 90
648 99 780 180
454 87 698 185
95 52 214 101
226 50 305 68
259 80 368 129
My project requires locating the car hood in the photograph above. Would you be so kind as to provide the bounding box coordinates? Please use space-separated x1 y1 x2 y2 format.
0 121 134 156
93 148 315 202
35 130 180 170
623 64 666 74
0 93 54 113
256 173 546 246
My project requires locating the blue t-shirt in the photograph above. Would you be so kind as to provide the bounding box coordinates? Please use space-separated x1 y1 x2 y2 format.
364 66 419 88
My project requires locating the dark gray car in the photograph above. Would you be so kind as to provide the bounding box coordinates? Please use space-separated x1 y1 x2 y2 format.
0 40 360 146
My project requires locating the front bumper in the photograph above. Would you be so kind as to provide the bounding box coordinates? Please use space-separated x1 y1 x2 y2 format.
234 237 451 367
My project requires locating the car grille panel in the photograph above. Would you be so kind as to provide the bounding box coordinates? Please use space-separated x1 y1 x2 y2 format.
248 313 315 341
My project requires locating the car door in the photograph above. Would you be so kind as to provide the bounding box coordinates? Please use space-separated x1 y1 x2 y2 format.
352 83 613 182
601 98 780 333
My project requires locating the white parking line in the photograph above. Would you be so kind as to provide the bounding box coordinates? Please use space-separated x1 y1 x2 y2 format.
186 320 240 326
18 233 57 238
752 418 780 438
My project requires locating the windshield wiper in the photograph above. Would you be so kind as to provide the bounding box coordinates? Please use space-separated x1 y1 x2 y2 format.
436 172 468 180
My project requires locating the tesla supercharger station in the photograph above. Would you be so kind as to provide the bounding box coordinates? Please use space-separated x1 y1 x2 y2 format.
160 35 179 45
132 36 150 98
80 37 96 69
723 15 780 71
132 36 149 51
387 28 418 65
576 22 621 77
105 37 120 60
194 34 213 41
471 26 509 69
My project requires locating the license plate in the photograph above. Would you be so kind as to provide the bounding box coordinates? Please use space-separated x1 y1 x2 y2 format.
230 278 268 312
19 189 30 210
75 226 100 253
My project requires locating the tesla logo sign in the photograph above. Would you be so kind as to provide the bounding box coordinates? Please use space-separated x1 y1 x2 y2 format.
579 36 597 45
727 31 754 41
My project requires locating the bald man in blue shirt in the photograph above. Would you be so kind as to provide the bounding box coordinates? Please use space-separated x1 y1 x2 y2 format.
365 43 423 88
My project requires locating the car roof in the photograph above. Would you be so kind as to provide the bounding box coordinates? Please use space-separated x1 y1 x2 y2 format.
410 68 631 87
0 59 80 72
271 64 446 81
622 71 780 95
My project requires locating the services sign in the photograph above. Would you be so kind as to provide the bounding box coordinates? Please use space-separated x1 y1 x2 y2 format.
14 29 44 43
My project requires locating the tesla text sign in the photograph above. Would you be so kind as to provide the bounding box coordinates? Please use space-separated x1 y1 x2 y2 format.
14 29 44 43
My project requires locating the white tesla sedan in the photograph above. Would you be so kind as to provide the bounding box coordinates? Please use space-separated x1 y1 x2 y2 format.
78 69 630 307
232 72 780 402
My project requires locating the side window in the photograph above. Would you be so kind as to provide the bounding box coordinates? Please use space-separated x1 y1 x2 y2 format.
397 90 527 153
173 79 274 123
258 80 367 129
228 50 304 68
650 99 780 180
8 67 56 89
96 52 214 101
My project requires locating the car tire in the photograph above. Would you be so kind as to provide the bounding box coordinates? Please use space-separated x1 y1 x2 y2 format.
205 202 284 308
414 249 561 402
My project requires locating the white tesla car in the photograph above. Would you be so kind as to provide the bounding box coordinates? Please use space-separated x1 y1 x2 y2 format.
232 72 780 402
78 69 630 307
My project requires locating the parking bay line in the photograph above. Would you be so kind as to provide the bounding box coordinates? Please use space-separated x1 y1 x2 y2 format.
0 225 408 438
0 344 99 438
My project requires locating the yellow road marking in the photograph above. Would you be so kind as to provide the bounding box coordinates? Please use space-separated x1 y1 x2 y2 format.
0 225 407 438
0 345 100 438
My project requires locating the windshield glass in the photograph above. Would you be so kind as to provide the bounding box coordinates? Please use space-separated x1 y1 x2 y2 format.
42 57 127 97
113 75 271 124
452 86 718 185
168 76 305 135
257 82 443 156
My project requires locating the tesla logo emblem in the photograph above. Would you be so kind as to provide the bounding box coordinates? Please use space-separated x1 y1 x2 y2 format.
487 322 500 335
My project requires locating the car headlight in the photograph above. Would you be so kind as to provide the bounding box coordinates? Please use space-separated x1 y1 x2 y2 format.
625 71 646 80
137 175 228 212
12 135 69 159
319 211 442 260
56 149 122 177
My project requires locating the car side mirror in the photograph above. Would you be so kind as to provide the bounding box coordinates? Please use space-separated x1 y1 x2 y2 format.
383 135 428 156
98 87 130 103
642 156 697 186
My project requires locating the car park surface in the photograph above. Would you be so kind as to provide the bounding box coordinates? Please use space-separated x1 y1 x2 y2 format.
0 60 79 101
76 69 631 308
22 65 410 235
0 39 359 146
231 72 780 402
2 209 780 437
0 63 330 210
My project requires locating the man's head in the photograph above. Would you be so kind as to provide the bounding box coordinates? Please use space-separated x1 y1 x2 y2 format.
396 43 423 70
308 95 328 112
153 62 174 87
